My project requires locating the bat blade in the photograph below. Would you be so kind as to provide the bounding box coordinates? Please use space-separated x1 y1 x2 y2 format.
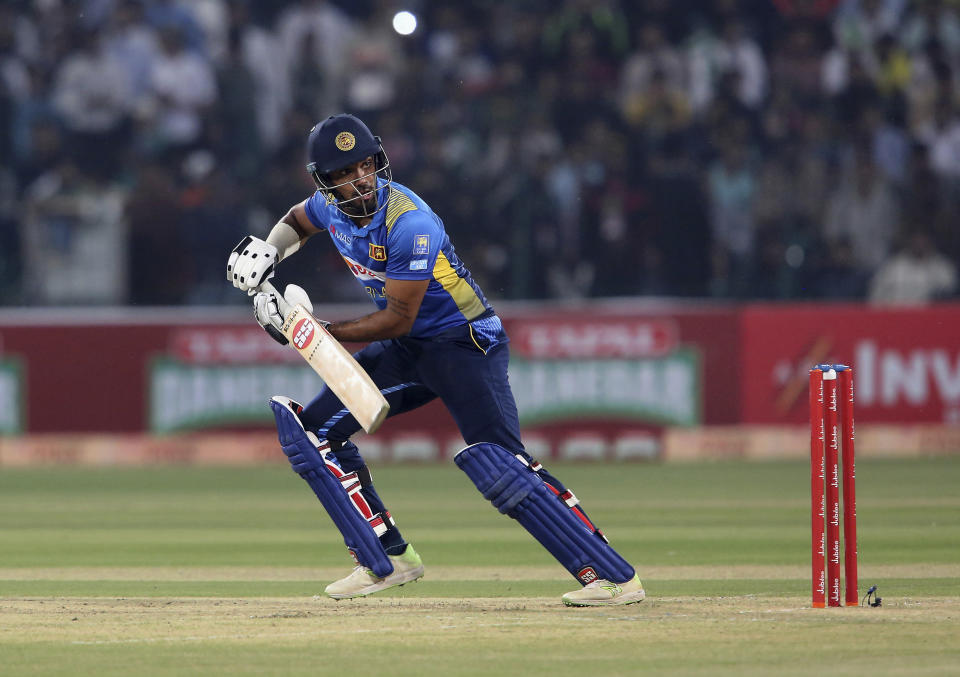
281 303 389 433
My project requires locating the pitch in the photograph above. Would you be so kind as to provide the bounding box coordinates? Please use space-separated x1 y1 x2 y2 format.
1 457 958 675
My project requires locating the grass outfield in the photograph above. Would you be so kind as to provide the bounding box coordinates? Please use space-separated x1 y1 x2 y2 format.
0 457 958 676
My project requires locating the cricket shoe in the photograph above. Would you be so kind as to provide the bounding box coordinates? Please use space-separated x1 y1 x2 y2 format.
561 573 645 607
324 545 424 600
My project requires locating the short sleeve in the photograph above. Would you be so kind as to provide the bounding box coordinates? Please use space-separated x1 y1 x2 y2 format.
303 191 331 231
386 211 441 280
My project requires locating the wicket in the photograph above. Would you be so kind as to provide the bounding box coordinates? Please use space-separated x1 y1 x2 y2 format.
809 364 858 608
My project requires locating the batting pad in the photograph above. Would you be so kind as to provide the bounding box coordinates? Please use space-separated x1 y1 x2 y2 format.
270 397 394 578
455 442 635 586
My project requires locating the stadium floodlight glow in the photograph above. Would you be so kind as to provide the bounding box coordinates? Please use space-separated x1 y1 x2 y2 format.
392 11 417 36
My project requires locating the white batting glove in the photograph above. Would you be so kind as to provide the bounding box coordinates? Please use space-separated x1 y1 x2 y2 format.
253 285 325 346
253 290 287 345
228 235 279 293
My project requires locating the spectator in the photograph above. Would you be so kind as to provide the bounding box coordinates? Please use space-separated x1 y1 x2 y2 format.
102 0 161 113
823 150 899 272
226 1 291 152
542 0 630 62
688 16 767 113
21 158 129 304
707 133 759 297
342 1 407 126
754 137 830 234
770 23 828 106
3 1 960 306
869 229 958 303
143 0 206 54
178 150 249 304
278 0 356 112
126 161 189 305
622 68 692 150
619 23 685 113
898 0 960 59
832 0 904 53
904 40 949 138
816 236 871 298
12 114 63 191
827 46 883 125
917 97 960 185
211 27 260 180
0 10 32 162
49 29 133 179
901 142 960 266
860 104 910 185
0 166 20 304
142 26 217 155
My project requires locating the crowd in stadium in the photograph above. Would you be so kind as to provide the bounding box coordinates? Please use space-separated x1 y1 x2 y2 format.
1 0 958 306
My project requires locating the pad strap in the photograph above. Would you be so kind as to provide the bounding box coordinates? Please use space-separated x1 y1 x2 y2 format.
270 397 393 578
456 442 634 585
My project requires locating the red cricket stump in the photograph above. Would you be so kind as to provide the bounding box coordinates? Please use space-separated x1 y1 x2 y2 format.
823 369 842 607
838 367 858 606
809 364 859 608
808 369 826 608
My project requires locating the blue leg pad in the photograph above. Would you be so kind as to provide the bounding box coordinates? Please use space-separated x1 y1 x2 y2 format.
270 397 393 578
455 442 635 585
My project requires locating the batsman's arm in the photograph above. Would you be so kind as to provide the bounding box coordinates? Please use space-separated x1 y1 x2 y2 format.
268 199 320 259
328 278 429 343
228 201 321 292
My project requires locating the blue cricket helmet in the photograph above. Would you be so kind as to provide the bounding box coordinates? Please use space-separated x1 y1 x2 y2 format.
306 114 392 217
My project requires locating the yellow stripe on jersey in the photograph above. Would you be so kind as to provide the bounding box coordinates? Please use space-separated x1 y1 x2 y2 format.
385 189 418 233
433 250 486 320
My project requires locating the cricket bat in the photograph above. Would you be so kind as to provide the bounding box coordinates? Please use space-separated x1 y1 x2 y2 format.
260 281 389 433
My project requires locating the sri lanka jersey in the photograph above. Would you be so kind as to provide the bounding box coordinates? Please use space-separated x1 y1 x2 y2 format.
303 180 493 338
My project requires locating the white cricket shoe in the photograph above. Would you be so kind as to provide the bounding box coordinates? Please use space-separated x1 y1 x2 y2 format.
561 572 645 607
324 545 424 600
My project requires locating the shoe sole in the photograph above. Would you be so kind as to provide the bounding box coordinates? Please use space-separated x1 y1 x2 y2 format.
562 590 646 607
326 567 425 600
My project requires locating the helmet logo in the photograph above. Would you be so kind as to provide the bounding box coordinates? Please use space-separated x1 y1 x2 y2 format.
335 132 356 151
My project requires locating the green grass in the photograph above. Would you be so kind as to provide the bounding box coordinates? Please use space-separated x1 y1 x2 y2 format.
2 458 958 570
1 456 958 676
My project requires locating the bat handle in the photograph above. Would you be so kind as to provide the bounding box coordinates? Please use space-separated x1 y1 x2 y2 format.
257 280 292 319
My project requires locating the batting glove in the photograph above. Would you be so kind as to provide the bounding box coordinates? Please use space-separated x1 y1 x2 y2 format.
254 284 327 346
253 290 288 345
228 235 279 293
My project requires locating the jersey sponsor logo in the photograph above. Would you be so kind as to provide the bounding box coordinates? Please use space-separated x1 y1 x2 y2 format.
335 131 356 151
413 234 429 255
330 227 352 245
409 259 428 271
369 244 386 261
292 318 315 350
343 255 386 282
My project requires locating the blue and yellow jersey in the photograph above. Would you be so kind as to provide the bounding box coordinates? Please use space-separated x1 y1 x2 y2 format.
303 181 493 338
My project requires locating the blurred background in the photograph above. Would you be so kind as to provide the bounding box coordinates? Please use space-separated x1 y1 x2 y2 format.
0 0 958 463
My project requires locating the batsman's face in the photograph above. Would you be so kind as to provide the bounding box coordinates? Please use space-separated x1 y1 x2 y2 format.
330 156 378 215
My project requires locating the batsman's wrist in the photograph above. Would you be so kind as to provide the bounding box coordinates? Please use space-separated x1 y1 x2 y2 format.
266 222 302 260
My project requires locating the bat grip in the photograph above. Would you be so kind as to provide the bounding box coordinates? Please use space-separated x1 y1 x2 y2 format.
257 280 292 319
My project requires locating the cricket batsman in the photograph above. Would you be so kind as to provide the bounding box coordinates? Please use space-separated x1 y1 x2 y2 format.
227 114 644 606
